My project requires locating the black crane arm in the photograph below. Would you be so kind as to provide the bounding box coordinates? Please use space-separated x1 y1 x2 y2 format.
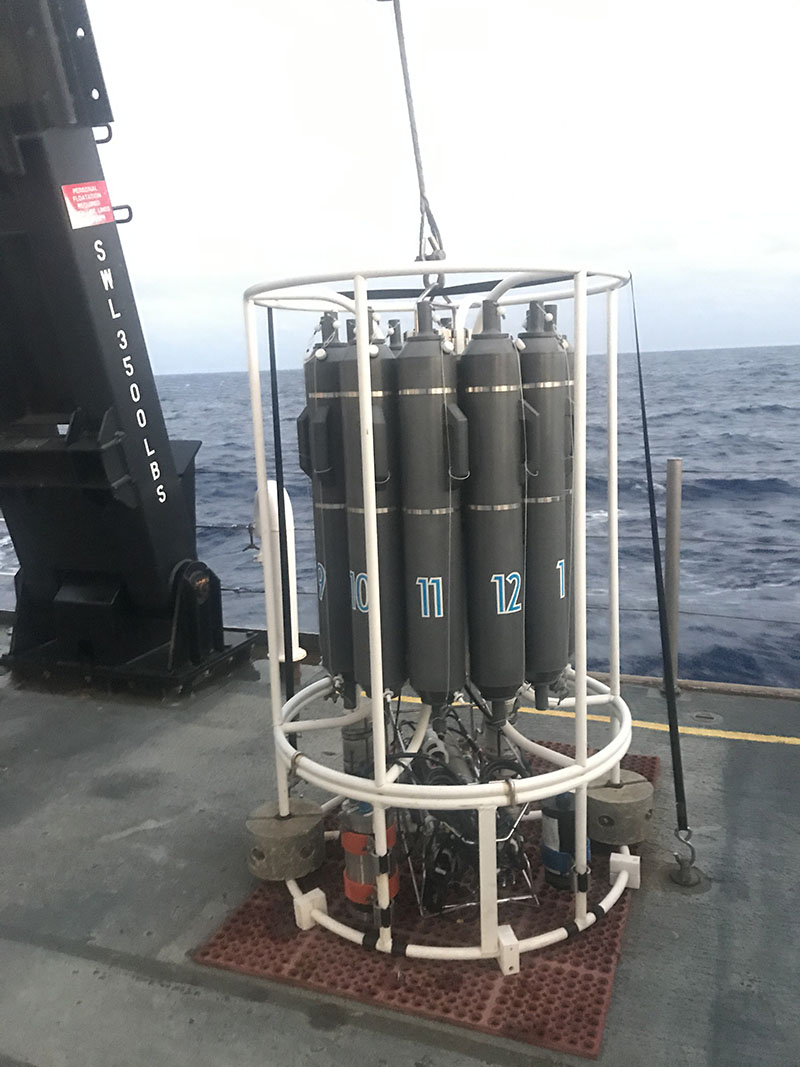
0 0 255 685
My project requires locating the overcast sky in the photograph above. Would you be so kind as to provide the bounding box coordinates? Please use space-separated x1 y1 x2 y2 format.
88 0 800 372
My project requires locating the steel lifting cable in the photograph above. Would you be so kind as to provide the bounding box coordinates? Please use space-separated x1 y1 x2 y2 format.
380 0 446 263
630 277 700 882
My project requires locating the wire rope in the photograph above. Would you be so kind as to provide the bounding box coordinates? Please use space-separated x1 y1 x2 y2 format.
383 0 445 262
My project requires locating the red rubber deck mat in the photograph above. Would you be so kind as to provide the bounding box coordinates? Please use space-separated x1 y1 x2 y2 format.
195 750 658 1059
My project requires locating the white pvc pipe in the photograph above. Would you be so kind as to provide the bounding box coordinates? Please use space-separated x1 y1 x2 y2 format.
519 670 612 708
254 288 357 314
374 806 392 952
600 869 629 911
405 943 486 961
274 697 627 795
537 692 614 710
454 294 470 354
486 270 567 304
243 264 630 306
250 272 631 348
478 807 498 955
607 288 622 785
280 676 335 720
258 483 306 664
280 735 631 809
353 274 388 792
572 270 589 922
301 879 632 960
518 869 631 954
258 282 628 321
517 927 569 953
279 704 370 735
245 298 290 817
499 279 629 307
353 272 393 951
312 909 365 947
385 705 432 784
279 806 630 962
274 685 631 804
570 667 611 694
274 701 632 809
253 298 353 315
501 724 575 768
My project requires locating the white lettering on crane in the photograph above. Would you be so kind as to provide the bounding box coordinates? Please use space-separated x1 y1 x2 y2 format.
93 235 166 503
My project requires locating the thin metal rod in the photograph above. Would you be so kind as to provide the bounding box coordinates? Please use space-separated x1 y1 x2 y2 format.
572 270 588 921
245 299 290 816
606 288 621 784
664 457 683 695
266 308 295 699
478 807 498 956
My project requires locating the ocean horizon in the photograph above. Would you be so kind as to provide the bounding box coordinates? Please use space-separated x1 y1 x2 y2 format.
2 343 798 688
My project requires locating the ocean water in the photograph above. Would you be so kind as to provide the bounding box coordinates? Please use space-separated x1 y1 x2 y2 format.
1 345 798 687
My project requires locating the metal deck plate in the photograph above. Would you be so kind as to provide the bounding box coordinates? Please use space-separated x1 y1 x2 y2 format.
195 752 658 1059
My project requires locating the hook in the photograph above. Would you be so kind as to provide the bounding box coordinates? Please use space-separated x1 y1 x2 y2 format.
670 827 702 887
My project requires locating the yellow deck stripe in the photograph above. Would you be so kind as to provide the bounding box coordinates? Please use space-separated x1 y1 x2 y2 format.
396 694 800 746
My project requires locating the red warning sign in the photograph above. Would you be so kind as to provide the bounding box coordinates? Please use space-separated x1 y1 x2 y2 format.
61 181 114 229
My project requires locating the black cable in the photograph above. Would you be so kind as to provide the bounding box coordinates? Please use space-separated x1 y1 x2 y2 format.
630 277 689 833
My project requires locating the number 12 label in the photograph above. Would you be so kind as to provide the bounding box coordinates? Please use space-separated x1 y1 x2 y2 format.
491 572 522 614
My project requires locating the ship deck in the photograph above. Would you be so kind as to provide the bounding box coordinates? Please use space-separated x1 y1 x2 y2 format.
0 638 798 1067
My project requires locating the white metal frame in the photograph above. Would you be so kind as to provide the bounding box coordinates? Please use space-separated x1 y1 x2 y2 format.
244 263 633 970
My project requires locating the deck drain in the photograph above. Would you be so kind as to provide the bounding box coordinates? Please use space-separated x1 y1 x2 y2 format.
691 711 722 724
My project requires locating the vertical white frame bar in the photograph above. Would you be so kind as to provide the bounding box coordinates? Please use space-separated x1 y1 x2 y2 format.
245 298 290 815
478 806 499 956
353 275 387 788
353 275 392 950
572 271 588 921
606 288 621 784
